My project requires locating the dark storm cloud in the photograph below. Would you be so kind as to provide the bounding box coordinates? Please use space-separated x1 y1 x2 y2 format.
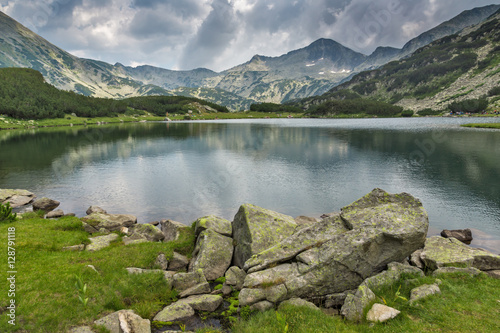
180 0 238 69
1 0 499 71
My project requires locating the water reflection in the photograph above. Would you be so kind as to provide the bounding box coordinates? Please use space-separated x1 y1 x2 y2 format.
1 119 500 250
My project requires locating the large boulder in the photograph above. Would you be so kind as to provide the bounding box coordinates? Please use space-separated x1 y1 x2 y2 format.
420 236 500 271
194 215 232 237
32 197 60 212
190 229 234 281
232 204 298 268
0 189 35 208
81 213 137 233
239 189 429 307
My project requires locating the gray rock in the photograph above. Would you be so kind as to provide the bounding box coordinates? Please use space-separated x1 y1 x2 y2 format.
232 203 298 268
32 197 60 212
366 304 400 322
0 189 35 208
172 270 207 292
250 301 274 312
155 253 169 270
161 219 190 242
129 223 165 242
81 213 137 233
122 234 149 246
432 267 481 277
67 326 94 333
410 249 425 269
278 298 319 311
190 229 234 281
82 222 98 234
179 283 212 298
86 234 118 252
244 214 349 273
169 252 189 271
153 302 194 322
194 215 232 237
86 206 107 215
62 244 85 252
98 228 111 235
225 266 247 290
441 229 473 244
239 189 428 307
409 284 441 304
177 294 223 312
486 270 500 279
294 216 320 227
126 267 164 275
420 236 500 271
94 310 150 333
322 291 355 308
341 284 376 322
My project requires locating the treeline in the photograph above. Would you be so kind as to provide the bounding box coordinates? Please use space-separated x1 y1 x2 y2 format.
249 102 303 113
0 68 228 120
308 99 403 117
126 96 229 116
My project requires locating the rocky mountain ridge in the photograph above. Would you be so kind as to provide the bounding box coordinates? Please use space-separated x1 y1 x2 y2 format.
1 5 499 110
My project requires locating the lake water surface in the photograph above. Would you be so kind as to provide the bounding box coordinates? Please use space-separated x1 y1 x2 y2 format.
1 117 500 251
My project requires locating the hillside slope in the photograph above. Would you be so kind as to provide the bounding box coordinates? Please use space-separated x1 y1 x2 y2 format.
297 9 500 113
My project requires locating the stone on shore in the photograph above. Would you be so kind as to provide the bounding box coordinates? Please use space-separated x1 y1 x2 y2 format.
194 215 232 237
0 189 35 208
239 189 429 308
366 304 400 322
32 197 60 212
169 252 189 271
153 303 194 322
232 203 298 268
420 236 500 271
441 229 473 244
81 212 137 233
86 206 107 215
45 209 64 219
129 223 165 242
161 219 191 242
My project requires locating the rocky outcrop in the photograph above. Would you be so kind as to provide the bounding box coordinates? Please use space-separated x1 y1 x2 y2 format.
239 189 429 307
419 236 500 271
232 204 298 268
32 197 60 212
0 189 35 208
81 212 137 233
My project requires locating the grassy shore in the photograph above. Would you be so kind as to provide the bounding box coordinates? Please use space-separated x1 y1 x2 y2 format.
461 122 500 129
1 214 499 332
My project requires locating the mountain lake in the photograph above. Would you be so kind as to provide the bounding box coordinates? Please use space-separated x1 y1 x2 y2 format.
1 117 500 252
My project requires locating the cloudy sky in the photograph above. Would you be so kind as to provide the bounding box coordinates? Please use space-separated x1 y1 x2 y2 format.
1 0 499 71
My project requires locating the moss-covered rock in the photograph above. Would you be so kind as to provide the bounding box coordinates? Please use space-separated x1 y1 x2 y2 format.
190 229 233 281
129 223 165 242
420 236 500 271
194 215 232 237
81 212 137 232
232 204 297 268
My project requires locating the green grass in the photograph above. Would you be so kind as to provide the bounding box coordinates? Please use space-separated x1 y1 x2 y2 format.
231 273 500 333
462 122 500 129
0 214 195 332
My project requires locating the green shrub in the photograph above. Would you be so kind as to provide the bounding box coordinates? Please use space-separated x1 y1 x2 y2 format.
488 86 500 96
418 108 443 116
0 202 17 223
401 110 414 117
449 98 489 113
